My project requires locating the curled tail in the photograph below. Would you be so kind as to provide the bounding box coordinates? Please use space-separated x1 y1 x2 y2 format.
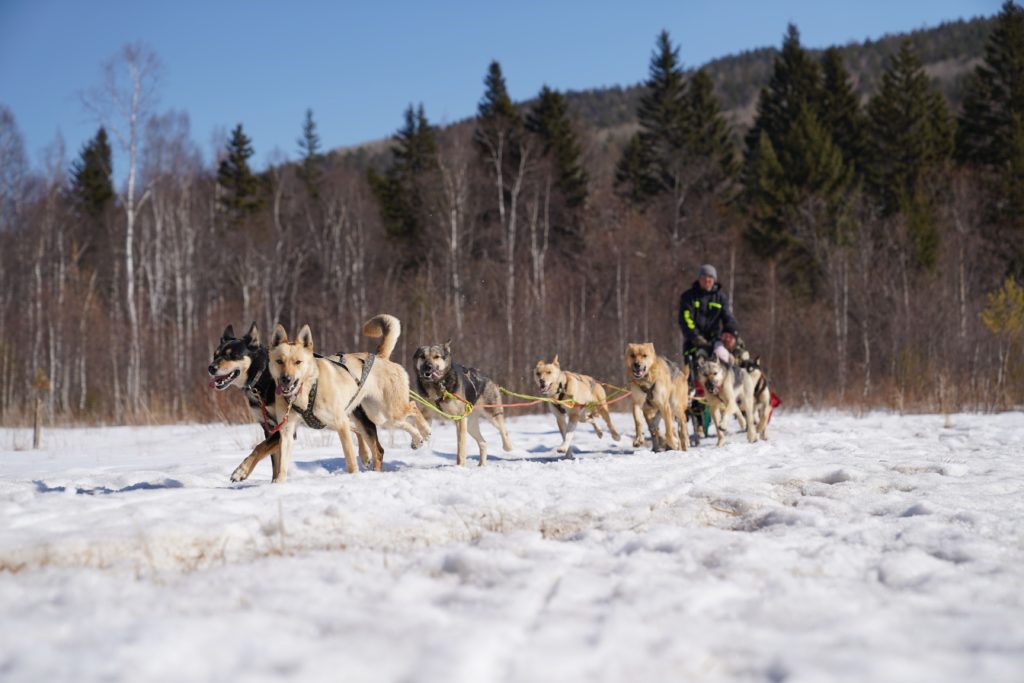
362 314 401 359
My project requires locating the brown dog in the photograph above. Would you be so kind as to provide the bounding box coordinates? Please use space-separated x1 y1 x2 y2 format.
625 342 690 452
534 355 620 454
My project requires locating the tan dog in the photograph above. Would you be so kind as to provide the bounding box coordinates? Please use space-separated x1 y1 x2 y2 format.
534 355 620 454
625 342 690 452
234 315 430 483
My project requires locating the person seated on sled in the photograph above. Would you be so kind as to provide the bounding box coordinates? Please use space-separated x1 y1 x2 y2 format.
678 263 742 383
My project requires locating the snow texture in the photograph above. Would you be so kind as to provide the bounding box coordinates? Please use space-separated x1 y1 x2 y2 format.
1 411 1023 683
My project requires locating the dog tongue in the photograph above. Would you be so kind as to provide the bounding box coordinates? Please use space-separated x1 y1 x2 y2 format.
276 385 284 396
208 379 217 388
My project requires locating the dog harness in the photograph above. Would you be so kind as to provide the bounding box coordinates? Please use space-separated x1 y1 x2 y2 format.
291 354 377 431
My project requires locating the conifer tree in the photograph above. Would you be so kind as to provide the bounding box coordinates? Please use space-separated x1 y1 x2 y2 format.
616 31 734 244
683 69 737 182
866 40 954 269
526 86 588 209
217 123 263 222
957 0 1024 275
475 60 525 174
70 127 114 219
744 24 823 172
819 48 867 176
368 103 438 250
296 108 324 199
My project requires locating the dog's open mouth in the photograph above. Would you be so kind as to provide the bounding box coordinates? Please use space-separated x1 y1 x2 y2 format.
209 368 240 390
632 366 648 379
420 368 444 381
277 380 301 399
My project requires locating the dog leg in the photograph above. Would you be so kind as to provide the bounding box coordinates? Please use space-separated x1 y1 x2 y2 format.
408 404 432 447
231 432 281 482
675 400 689 452
644 406 664 451
599 405 620 441
336 419 360 474
467 413 489 466
631 401 646 449
456 418 468 466
660 401 680 451
554 408 568 440
744 394 757 443
757 393 771 441
273 421 297 483
557 414 580 454
492 411 513 452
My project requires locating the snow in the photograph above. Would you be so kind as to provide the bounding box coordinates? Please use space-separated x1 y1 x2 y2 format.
1 411 1023 683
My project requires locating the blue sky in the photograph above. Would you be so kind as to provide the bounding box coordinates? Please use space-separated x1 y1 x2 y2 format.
0 0 1003 176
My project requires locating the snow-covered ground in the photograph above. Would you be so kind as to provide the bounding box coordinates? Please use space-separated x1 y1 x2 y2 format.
1 410 1023 683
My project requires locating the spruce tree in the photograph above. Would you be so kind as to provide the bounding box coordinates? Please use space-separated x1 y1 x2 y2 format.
475 60 524 172
819 48 867 176
368 103 438 250
957 0 1024 275
526 86 589 209
683 69 737 183
866 40 954 268
217 124 263 222
70 127 114 219
615 30 735 246
744 24 823 172
296 108 324 199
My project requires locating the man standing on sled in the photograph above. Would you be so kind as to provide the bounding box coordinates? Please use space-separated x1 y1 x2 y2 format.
678 264 743 442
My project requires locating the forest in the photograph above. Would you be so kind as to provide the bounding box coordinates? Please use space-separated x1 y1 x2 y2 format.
1 3 1022 424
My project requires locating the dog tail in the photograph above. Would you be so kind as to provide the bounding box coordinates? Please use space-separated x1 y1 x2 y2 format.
362 314 401 359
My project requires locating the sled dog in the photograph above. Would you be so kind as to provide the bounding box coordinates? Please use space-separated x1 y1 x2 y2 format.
413 341 513 466
624 342 690 451
534 355 620 454
241 315 430 482
208 323 382 479
695 355 769 445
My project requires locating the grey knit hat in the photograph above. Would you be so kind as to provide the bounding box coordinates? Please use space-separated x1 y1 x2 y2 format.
698 264 717 280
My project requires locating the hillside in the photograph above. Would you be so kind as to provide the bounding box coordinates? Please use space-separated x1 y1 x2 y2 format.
563 15 994 139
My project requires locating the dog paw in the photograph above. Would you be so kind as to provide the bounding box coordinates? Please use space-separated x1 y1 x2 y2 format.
632 437 645 448
410 438 424 450
230 467 249 482
556 446 569 454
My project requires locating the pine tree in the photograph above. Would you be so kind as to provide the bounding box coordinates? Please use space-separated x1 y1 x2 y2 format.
615 31 735 245
866 40 954 268
368 103 438 251
819 48 867 176
957 0 1024 275
217 124 263 222
526 86 589 209
957 1 1024 167
296 108 324 199
475 60 524 171
684 69 737 181
744 24 823 172
70 127 114 219
615 30 688 202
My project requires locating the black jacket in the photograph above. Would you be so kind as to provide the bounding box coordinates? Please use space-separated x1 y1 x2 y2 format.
678 281 738 347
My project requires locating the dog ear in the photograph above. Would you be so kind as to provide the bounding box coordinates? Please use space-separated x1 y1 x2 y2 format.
271 324 288 348
697 356 706 368
221 325 235 343
244 322 260 348
413 346 426 360
552 354 560 367
297 324 313 349
443 339 452 357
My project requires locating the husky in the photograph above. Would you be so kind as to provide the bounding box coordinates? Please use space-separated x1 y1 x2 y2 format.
413 341 513 466
695 355 769 445
534 355 620 454
624 342 690 451
239 315 430 483
208 323 382 479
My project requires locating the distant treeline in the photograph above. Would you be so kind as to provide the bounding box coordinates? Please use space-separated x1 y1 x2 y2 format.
1 3 1022 424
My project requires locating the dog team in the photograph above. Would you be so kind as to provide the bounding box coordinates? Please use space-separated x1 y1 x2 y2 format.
207 264 773 482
